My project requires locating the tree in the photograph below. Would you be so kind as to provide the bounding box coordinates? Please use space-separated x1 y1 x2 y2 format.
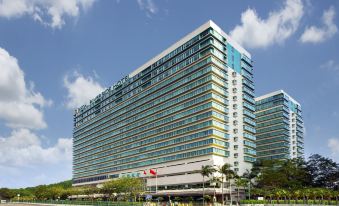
255 158 309 190
173 196 182 202
273 188 283 204
200 165 215 205
333 190 339 205
280 158 310 189
302 188 311 204
242 169 255 200
0 188 15 200
101 177 144 202
60 188 72 200
125 177 144 201
33 185 48 200
203 195 212 202
101 180 116 200
307 154 339 188
185 196 194 202
210 176 221 202
83 186 99 200
218 163 235 205
251 188 264 199
292 189 302 203
234 177 247 204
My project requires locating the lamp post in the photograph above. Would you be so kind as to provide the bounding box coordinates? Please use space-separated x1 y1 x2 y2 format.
17 194 20 202
248 181 251 200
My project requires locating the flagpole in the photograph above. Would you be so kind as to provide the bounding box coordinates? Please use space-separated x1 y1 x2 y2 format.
155 169 158 194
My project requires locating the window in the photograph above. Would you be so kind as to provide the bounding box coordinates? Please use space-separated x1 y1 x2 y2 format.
232 80 237 85
234 161 239 166
232 88 237 93
233 120 238 126
234 137 238 142
232 72 237 77
234 145 238 150
233 96 237 101
233 112 238 118
234 153 238 158
233 129 238 134
233 104 238 110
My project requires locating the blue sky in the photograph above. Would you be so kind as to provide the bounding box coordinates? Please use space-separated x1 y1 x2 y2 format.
0 0 338 188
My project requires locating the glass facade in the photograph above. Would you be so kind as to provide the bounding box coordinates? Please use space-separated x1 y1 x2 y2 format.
72 21 256 186
255 91 304 161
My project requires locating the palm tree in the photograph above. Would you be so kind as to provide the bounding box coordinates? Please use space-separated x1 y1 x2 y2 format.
234 177 247 205
266 190 274 203
317 188 327 204
228 170 236 205
334 190 339 205
274 189 283 204
218 163 235 205
281 189 289 204
242 169 258 200
201 165 215 206
302 188 311 204
310 188 318 204
292 189 302 204
323 189 332 205
210 176 221 203
251 188 263 199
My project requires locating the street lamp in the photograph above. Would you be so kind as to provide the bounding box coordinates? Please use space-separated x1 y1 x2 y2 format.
17 194 20 202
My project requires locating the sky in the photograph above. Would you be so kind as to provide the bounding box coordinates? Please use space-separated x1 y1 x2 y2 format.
0 0 338 188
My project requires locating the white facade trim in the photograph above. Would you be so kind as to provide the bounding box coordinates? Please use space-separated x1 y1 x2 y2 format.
255 90 300 106
129 20 251 78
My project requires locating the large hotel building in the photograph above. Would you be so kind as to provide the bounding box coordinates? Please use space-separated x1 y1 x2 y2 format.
72 20 256 194
255 90 304 161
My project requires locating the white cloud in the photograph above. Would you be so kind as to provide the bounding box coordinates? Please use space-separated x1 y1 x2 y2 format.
0 47 51 129
300 6 337 44
64 71 104 109
328 138 339 161
0 129 72 187
137 0 158 17
0 0 96 29
0 129 72 167
229 0 304 49
320 59 339 72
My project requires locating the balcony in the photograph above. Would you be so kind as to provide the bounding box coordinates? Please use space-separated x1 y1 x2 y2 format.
242 79 255 90
243 86 255 97
243 110 256 119
244 125 256 133
243 133 255 141
241 61 252 73
243 102 255 111
244 117 256 127
242 72 253 81
244 148 257 155
241 54 252 66
244 156 256 162
243 94 256 104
